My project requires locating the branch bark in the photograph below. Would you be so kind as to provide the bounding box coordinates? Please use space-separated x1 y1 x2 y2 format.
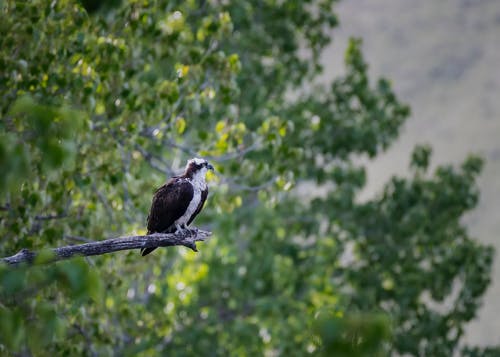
1 228 211 267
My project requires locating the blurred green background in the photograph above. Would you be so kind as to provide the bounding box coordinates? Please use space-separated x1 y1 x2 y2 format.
0 0 497 355
326 0 500 348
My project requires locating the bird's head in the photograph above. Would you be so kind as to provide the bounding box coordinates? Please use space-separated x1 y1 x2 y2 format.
184 157 214 180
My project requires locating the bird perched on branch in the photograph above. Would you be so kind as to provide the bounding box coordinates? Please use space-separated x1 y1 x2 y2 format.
141 158 214 256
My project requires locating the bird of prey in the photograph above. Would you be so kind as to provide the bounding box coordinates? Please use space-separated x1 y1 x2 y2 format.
141 158 214 256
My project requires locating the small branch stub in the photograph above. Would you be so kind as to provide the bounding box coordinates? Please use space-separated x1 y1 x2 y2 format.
1 228 211 267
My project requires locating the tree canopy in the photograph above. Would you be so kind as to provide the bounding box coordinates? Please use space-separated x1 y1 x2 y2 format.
0 0 496 355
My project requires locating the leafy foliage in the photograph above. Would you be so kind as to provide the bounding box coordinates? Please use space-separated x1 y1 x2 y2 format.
0 0 495 355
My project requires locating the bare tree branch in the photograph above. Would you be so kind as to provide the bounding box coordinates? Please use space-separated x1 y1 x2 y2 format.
1 228 211 267
134 144 176 176
206 141 262 162
162 139 261 163
163 139 199 157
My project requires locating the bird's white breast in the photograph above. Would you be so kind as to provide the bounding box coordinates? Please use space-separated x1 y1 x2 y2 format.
175 173 207 226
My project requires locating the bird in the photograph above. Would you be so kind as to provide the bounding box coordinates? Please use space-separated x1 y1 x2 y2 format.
141 158 214 256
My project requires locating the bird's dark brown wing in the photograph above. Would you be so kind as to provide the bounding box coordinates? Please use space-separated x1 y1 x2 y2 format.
187 188 208 225
141 178 194 256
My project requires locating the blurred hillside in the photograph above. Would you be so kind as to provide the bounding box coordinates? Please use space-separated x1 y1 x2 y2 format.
322 0 500 346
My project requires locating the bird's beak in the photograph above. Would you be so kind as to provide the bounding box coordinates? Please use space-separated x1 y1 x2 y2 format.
207 163 215 171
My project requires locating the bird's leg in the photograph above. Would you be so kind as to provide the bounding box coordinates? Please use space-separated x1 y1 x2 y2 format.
174 223 191 237
182 225 198 235
180 224 196 236
173 223 184 234
172 224 196 237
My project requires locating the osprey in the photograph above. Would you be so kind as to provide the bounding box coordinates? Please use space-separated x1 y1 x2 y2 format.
141 158 214 256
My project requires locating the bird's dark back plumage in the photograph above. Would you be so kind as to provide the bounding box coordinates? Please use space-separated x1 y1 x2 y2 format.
141 177 194 256
146 177 193 234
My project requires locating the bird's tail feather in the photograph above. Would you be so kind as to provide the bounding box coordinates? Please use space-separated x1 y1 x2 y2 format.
141 226 176 257
141 247 156 256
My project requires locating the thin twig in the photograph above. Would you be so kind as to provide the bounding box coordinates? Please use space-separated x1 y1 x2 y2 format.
34 213 67 221
72 323 98 357
221 177 276 192
163 139 198 157
92 182 115 223
134 144 176 176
